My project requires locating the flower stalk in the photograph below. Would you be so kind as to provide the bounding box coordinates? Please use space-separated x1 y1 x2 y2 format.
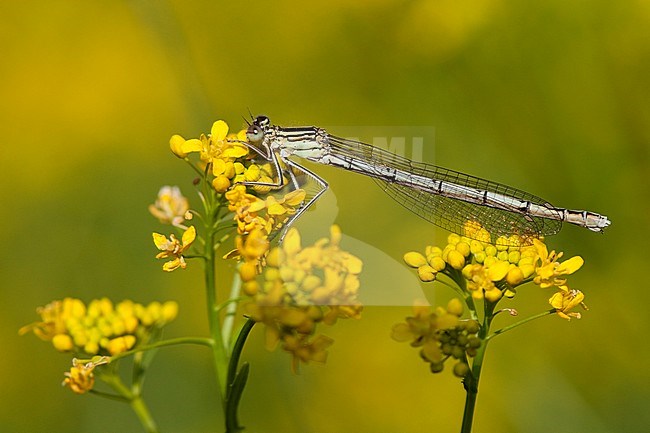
204 214 230 399
396 223 591 433
21 118 364 432
98 368 159 433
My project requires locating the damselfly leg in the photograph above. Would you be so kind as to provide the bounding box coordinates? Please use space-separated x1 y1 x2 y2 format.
230 136 329 240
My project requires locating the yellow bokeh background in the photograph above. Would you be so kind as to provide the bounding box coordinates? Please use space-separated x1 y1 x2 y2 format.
2 1 648 432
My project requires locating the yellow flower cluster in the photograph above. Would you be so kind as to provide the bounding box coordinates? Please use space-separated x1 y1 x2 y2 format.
403 223 587 319
169 120 273 193
225 186 307 278
20 298 178 356
225 185 306 237
391 299 480 376
244 226 363 372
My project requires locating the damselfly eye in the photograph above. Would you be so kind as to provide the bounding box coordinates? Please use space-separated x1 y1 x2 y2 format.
246 125 264 143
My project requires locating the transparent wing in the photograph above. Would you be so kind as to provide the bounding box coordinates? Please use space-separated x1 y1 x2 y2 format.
327 135 562 241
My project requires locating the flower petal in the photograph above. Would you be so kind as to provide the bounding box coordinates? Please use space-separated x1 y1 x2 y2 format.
152 233 170 250
283 228 302 256
558 256 584 274
283 189 307 206
267 202 287 216
533 238 548 261
211 120 229 141
222 145 248 158
181 226 196 247
487 260 510 281
181 138 203 153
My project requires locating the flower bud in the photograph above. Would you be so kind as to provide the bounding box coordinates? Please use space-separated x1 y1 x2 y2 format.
169 135 188 158
212 175 231 193
465 321 480 334
446 250 465 270
430 362 444 373
484 288 503 302
506 267 524 286
447 233 461 245
456 241 471 257
239 261 258 282
508 250 521 264
404 252 427 268
107 335 136 355
428 255 446 272
52 334 74 352
453 362 470 378
446 298 464 316
242 281 259 296
162 301 179 322
417 265 437 282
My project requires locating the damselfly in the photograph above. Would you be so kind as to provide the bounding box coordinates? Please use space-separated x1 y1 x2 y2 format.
234 115 610 243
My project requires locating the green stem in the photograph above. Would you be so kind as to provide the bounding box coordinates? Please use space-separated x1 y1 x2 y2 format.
108 337 214 363
205 225 230 400
88 389 129 402
460 299 496 433
486 309 555 341
130 395 159 433
100 373 159 433
439 271 480 321
222 272 242 348
460 337 488 433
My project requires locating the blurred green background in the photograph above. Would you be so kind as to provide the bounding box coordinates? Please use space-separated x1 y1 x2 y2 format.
2 0 648 432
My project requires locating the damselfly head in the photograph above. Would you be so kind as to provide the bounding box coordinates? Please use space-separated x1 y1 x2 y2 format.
247 115 270 143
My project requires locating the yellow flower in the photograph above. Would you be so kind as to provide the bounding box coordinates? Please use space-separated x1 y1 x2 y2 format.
463 260 510 300
225 185 260 211
264 189 307 216
269 225 363 306
245 225 363 370
175 120 249 183
549 289 587 320
282 334 334 373
236 228 269 262
392 301 480 374
533 239 584 289
225 185 269 235
225 187 308 282
148 186 190 226
62 356 109 394
244 304 316 349
18 298 85 341
153 226 196 271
